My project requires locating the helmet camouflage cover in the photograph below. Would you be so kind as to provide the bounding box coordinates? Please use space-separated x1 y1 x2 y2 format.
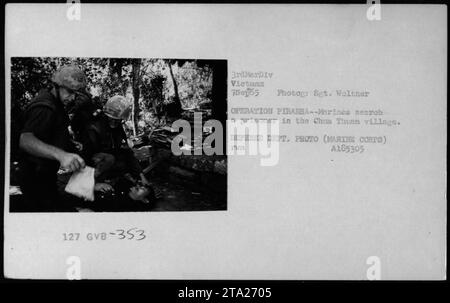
104 95 132 120
51 65 87 92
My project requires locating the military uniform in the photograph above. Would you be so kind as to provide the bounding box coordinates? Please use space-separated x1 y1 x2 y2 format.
19 88 75 211
78 111 143 181
70 92 99 140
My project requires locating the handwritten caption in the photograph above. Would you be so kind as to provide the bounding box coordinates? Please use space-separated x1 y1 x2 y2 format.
63 228 146 241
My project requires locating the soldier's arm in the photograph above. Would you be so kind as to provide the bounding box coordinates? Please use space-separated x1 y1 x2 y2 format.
20 133 85 172
118 127 149 183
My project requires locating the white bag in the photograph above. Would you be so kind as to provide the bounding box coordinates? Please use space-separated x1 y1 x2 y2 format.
64 166 95 201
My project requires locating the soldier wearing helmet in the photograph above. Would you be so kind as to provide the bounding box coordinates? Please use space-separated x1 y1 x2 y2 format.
77 95 149 187
103 95 133 123
19 65 87 212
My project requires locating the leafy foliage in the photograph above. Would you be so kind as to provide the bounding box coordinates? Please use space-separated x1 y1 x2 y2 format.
11 57 215 135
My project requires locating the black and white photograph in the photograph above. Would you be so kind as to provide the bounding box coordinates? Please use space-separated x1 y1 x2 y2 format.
2 3 446 281
9 57 227 212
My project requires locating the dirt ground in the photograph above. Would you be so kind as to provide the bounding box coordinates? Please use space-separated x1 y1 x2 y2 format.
9 175 227 212
149 176 227 212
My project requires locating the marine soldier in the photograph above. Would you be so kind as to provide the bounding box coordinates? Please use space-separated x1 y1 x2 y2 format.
19 65 87 212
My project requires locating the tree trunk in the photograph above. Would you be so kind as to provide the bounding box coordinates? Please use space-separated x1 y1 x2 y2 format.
132 59 142 132
167 60 182 116
109 58 128 95
211 60 227 155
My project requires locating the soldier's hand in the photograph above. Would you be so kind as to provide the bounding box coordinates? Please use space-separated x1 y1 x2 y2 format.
140 173 150 186
72 140 83 152
60 152 85 172
94 183 113 193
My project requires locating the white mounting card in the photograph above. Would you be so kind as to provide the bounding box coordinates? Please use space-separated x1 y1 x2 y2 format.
3 3 447 280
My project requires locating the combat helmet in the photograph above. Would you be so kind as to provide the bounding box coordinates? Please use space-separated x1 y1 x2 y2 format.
51 65 87 93
103 95 132 120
